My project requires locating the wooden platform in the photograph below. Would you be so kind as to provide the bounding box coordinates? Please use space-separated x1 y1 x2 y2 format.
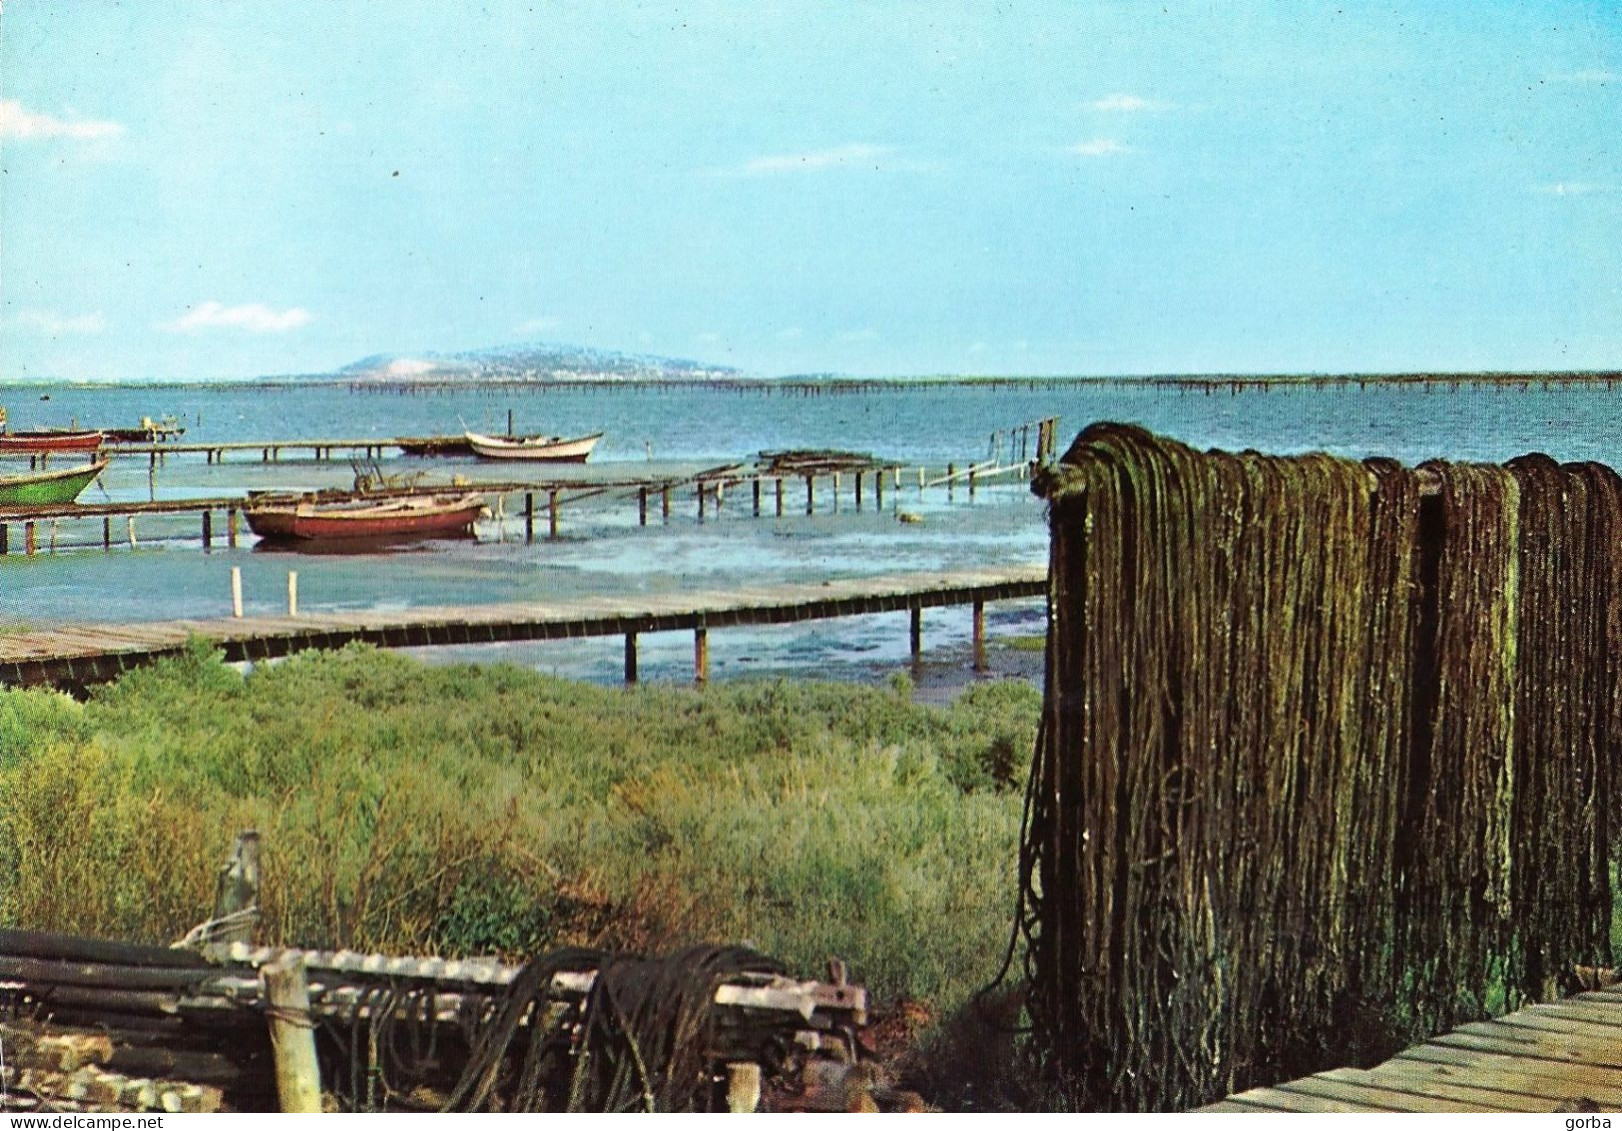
0 565 1047 687
1199 988 1622 1112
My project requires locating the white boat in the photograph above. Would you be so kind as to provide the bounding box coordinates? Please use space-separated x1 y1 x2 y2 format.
464 430 603 462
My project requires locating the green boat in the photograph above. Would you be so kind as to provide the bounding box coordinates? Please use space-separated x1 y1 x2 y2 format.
0 459 107 507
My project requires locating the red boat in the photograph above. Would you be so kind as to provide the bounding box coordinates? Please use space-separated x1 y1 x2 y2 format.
244 491 488 544
0 429 105 454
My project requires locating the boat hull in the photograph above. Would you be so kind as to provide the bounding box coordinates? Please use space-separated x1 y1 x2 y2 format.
0 460 108 507
245 492 487 544
0 431 105 454
464 430 602 462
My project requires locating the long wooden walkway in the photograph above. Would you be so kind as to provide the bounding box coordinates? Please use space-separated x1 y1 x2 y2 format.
1200 987 1622 1112
0 565 1047 687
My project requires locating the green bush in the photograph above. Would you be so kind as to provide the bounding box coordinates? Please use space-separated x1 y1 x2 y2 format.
0 644 1039 1011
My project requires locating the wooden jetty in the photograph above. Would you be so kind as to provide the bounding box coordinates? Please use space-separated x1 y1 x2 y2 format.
1199 987 1622 1112
0 565 1047 688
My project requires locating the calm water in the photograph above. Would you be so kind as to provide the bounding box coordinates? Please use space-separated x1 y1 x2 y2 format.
1 379 1616 686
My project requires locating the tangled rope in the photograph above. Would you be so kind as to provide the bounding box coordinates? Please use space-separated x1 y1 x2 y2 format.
325 944 785 1113
1025 424 1622 1110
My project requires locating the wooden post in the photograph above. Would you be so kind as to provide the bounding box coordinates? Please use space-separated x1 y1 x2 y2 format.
525 492 535 543
855 470 864 510
287 572 299 616
661 485 671 523
49 520 57 553
697 481 707 521
968 467 978 500
261 961 322 1113
0 523 7 555
875 469 884 510
638 487 648 526
805 474 815 514
775 477 784 517
694 627 710 685
752 477 761 516
231 567 244 618
910 606 923 664
624 632 639 684
917 466 925 491
947 463 956 500
548 490 559 538
102 516 111 550
726 1062 762 1113
202 510 213 551
972 600 987 671
228 509 239 548
24 520 36 557
127 516 138 549
831 471 841 512
212 830 261 943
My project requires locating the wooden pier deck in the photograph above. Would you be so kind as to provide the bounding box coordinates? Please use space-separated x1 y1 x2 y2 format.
0 565 1047 687
1199 987 1622 1112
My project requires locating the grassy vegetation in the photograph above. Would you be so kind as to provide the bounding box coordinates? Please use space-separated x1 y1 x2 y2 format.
0 641 1037 1013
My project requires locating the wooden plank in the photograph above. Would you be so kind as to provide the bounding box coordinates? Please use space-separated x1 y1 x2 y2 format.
1397 1045 1622 1104
1226 1086 1391 1113
1276 1074 1487 1112
1196 1099 1286 1113
1322 1066 1549 1112
1529 1001 1622 1029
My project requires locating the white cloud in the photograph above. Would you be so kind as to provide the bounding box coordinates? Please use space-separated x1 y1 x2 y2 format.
715 143 936 177
15 309 104 335
1537 182 1608 196
1083 94 1169 112
160 301 313 333
1068 138 1129 157
0 99 122 140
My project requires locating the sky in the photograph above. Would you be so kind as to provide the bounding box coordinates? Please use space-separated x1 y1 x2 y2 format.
0 1 1618 381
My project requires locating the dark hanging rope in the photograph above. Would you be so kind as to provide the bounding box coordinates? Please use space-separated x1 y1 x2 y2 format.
1026 424 1622 1110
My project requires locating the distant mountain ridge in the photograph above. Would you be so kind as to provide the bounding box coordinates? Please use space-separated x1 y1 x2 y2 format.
338 341 744 383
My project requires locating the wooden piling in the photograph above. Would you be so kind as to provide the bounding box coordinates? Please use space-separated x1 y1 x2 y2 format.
231 568 243 618
969 467 978 500
127 516 137 549
832 471 841 511
694 627 710 685
287 572 299 616
752 477 762 516
0 523 8 555
775 477 784 517
910 606 923 663
102 517 111 550
973 600 987 671
661 485 671 523
525 492 535 543
726 1063 761 1113
48 520 57 554
228 509 239 548
698 481 707 521
638 487 649 526
805 474 815 514
202 510 213 551
624 632 639 684
24 521 36 557
261 960 322 1113
947 463 956 499
855 470 864 510
212 830 261 943
875 469 884 510
548 490 559 539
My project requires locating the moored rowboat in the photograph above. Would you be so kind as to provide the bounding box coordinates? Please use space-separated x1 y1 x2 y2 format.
0 460 108 507
0 429 105 454
244 491 487 543
464 430 602 462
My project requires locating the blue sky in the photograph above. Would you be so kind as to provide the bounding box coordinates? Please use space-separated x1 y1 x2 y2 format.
1 1 1617 380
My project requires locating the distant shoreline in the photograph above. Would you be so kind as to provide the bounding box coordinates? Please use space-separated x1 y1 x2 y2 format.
1 369 1620 392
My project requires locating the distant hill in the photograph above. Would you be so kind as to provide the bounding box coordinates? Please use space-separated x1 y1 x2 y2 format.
337 341 745 384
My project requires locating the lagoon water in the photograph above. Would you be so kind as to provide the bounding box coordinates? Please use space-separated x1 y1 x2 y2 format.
2 379 1616 687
